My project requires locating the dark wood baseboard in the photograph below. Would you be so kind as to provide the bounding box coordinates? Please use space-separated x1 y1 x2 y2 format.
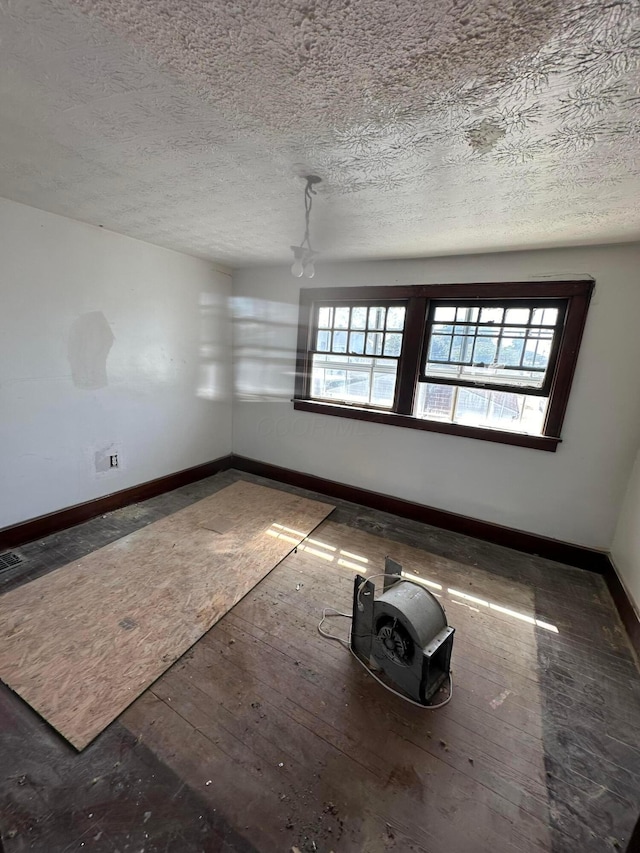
3 450 638 661
231 455 610 572
606 562 640 664
0 455 234 551
231 454 640 660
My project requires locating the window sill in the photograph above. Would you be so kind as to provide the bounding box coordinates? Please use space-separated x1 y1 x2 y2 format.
293 399 561 451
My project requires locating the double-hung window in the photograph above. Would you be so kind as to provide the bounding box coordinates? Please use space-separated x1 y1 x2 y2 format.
294 281 593 451
310 303 406 409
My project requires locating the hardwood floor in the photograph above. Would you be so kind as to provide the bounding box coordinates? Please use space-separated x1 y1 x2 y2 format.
1 469 639 852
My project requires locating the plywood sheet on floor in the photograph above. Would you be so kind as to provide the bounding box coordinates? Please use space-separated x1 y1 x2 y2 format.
0 481 333 750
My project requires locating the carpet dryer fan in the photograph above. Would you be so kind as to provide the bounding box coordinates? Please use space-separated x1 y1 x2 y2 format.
350 559 454 705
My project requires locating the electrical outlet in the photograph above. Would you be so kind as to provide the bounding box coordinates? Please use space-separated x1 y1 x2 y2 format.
92 444 123 477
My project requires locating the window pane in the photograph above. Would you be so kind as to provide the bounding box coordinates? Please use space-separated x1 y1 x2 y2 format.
386 306 406 330
313 368 346 398
473 335 497 364
335 307 350 329
532 307 559 326
318 306 333 328
450 335 465 361
498 337 524 366
351 306 367 329
415 382 548 435
348 331 365 354
346 371 370 402
366 332 383 355
310 354 397 408
480 307 503 324
435 306 455 322
457 387 489 419
372 373 396 406
421 384 455 419
535 338 551 367
316 330 330 351
429 335 451 361
505 308 530 325
458 306 479 322
522 339 538 367
368 307 386 330
383 333 403 356
332 330 348 353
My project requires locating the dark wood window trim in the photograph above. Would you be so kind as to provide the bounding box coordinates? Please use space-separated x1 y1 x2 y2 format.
294 281 594 452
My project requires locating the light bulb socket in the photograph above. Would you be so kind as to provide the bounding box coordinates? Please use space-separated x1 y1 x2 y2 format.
291 245 318 279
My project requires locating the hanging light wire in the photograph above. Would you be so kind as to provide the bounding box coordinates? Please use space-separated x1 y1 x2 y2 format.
301 177 317 251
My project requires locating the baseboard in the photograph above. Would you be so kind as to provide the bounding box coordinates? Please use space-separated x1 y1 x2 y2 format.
231 455 640 660
606 560 640 663
0 454 234 551
231 455 611 571
3 451 638 661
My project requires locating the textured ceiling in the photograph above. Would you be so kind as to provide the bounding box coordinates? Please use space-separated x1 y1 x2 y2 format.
0 0 639 265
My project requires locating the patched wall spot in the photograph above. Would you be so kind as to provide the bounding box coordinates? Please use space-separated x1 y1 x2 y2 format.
68 311 114 390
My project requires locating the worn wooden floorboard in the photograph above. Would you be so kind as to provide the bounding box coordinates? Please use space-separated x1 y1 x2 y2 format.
117 520 554 853
2 469 639 852
265 532 633 690
300 521 633 662
223 602 640 807
263 556 639 703
165 629 552 828
234 532 631 784
265 534 640 743
140 673 547 853
228 580 638 824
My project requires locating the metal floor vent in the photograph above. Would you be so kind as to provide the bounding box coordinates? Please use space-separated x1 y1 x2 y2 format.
0 552 23 573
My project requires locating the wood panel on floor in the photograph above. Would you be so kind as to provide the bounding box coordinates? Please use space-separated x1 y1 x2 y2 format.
0 482 333 750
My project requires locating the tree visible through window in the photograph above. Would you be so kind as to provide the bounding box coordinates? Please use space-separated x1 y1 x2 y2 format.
294 281 593 451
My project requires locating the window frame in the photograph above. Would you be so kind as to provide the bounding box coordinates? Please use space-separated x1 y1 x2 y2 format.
294 280 594 452
308 299 408 410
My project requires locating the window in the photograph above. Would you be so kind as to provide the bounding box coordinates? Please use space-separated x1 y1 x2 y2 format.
294 281 593 451
310 303 406 408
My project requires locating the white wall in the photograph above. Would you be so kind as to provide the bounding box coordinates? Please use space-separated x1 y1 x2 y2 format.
0 198 232 529
232 243 640 551
612 445 640 613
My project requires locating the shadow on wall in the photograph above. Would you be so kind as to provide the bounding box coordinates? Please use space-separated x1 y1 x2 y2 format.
196 291 228 401
231 296 298 401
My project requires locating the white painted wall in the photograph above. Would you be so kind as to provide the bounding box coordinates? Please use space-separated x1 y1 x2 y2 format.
0 198 232 529
232 243 640 551
612 445 640 613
